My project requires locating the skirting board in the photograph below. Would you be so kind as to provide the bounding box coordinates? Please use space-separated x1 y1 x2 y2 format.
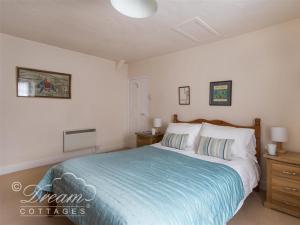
0 143 126 176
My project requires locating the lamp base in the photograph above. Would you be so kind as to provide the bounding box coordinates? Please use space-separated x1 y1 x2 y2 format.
152 127 160 135
276 142 286 154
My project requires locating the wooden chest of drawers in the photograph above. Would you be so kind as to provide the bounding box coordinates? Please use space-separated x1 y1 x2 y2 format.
264 152 300 217
136 132 164 147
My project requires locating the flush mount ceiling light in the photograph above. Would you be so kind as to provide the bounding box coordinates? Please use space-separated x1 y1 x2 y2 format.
111 0 158 18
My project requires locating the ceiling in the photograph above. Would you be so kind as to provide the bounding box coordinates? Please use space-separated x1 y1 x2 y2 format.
1 0 300 62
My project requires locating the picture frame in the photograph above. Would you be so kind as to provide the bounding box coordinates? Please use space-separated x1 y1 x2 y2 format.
16 67 71 99
178 86 190 105
209 80 232 106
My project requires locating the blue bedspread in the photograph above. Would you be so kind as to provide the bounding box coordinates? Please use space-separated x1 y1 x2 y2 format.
36 146 244 225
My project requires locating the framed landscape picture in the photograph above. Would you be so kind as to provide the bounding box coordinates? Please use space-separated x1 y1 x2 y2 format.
16 67 71 99
178 86 190 105
209 80 232 106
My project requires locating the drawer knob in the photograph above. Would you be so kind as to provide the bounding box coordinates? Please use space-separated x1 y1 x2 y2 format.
282 170 297 176
284 186 298 192
284 201 297 207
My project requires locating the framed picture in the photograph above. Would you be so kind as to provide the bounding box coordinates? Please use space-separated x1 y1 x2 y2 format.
178 86 190 105
16 67 71 99
209 80 232 106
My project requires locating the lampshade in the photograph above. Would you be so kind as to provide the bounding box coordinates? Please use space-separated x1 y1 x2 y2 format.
153 118 162 128
111 0 158 19
271 127 288 142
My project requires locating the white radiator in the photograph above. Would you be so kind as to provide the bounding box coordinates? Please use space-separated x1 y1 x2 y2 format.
63 129 96 152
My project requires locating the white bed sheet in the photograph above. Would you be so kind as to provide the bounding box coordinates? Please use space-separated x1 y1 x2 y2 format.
151 143 260 214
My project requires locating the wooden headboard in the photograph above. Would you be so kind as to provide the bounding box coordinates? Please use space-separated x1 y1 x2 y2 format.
173 114 261 163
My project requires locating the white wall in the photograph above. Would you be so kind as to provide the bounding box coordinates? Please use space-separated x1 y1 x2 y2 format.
129 19 300 186
0 33 129 172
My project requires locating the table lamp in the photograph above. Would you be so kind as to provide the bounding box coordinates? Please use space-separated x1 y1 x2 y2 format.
271 127 288 154
153 118 162 135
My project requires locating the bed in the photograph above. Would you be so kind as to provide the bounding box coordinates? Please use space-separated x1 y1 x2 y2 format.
36 114 261 225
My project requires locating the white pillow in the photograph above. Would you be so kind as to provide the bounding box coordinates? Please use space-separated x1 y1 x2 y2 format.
165 123 202 150
199 123 256 161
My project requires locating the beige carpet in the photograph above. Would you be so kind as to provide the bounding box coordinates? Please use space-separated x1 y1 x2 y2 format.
0 166 299 225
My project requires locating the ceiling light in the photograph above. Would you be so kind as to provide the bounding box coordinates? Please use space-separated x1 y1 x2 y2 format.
111 0 158 19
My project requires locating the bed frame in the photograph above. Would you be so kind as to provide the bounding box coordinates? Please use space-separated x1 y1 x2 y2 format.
173 114 261 164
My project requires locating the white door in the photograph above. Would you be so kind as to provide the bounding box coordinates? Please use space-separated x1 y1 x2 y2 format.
129 77 150 141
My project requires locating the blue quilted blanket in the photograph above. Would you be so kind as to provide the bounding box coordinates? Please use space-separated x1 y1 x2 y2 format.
36 146 244 225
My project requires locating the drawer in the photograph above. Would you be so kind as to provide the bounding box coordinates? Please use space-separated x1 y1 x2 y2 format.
137 139 152 147
272 163 300 182
272 176 300 197
272 191 300 212
137 135 153 142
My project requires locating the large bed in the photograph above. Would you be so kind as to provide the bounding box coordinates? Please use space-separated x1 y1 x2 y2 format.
36 115 261 225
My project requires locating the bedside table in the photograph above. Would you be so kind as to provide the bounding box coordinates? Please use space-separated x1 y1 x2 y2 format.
264 151 300 217
135 132 164 147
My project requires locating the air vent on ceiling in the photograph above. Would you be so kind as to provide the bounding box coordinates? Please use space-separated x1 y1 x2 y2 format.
174 17 219 42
